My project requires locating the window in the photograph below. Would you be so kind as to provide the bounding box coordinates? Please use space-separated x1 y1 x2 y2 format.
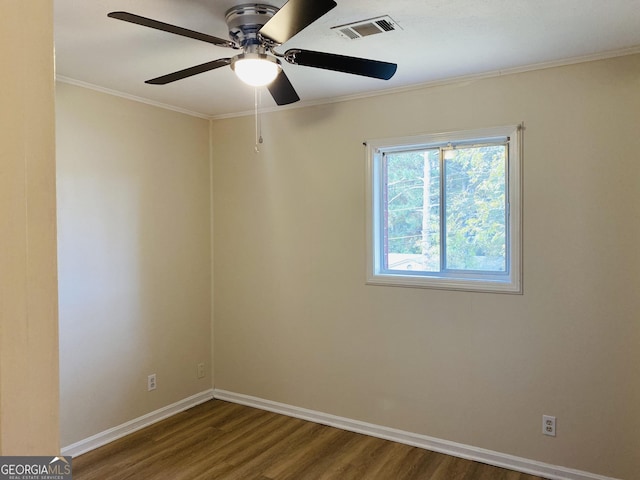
366 125 522 293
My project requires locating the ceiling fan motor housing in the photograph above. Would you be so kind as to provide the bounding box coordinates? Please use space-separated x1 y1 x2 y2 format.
225 4 280 49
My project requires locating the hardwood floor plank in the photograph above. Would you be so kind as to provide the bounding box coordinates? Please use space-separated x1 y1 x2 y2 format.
356 441 415 479
218 421 324 479
311 432 384 480
397 447 445 480
432 455 480 480
311 433 386 480
269 427 354 480
72 400 549 480
213 417 312 470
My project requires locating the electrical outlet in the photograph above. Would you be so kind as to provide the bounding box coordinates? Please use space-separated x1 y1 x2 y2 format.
542 415 556 436
147 373 157 391
197 363 205 379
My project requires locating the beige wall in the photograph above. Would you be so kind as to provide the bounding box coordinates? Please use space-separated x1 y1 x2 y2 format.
56 83 212 446
211 54 640 479
0 0 59 454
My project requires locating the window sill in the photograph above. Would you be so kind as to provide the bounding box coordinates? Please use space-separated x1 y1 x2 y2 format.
366 273 522 294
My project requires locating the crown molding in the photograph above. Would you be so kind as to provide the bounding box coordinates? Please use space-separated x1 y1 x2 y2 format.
55 76 210 119
57 45 640 121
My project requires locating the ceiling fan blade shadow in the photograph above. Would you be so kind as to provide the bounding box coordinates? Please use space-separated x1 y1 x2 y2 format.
108 12 234 48
285 49 397 80
259 0 337 45
267 70 300 105
146 58 231 85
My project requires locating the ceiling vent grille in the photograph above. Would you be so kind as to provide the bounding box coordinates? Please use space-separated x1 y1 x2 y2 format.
332 16 400 40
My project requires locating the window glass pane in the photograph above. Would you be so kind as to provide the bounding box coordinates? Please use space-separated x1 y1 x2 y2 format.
384 149 440 272
444 145 506 272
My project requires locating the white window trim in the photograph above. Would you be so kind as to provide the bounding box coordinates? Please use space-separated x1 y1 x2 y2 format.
365 124 523 294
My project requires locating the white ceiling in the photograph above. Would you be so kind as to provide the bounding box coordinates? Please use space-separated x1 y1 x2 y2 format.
54 0 640 118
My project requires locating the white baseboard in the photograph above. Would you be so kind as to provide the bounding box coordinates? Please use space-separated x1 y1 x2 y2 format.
61 389 214 457
213 389 620 480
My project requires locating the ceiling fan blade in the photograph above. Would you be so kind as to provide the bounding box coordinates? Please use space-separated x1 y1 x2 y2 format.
267 70 300 105
259 0 337 45
108 11 234 48
285 49 397 80
146 58 231 85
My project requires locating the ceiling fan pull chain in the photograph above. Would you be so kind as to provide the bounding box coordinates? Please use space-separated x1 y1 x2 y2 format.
254 88 260 153
254 88 264 153
258 89 264 146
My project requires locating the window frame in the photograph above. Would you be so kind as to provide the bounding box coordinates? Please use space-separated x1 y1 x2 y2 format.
365 124 522 294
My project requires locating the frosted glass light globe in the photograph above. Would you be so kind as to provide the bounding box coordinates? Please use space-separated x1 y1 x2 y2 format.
232 55 281 87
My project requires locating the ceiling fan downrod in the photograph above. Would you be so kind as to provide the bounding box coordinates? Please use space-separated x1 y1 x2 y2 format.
225 4 279 50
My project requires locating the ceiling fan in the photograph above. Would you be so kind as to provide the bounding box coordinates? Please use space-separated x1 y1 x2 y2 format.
108 0 398 106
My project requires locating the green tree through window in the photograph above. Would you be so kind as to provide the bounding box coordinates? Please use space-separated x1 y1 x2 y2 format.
444 145 506 271
385 149 440 271
384 144 506 273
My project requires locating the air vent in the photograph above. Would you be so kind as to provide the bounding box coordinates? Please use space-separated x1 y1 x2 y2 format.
332 15 400 40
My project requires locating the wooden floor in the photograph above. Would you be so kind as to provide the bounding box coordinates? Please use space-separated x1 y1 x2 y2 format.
73 400 548 480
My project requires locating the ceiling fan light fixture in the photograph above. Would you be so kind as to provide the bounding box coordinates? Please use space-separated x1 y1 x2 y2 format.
231 53 281 87
108 0 397 106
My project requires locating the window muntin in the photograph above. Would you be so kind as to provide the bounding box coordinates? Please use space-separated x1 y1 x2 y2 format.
366 126 521 293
